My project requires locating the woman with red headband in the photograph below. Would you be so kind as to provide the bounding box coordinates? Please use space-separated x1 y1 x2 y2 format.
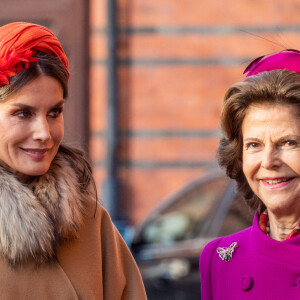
200 50 300 299
0 22 146 299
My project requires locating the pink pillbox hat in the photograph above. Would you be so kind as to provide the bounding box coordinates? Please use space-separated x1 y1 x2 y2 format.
243 49 300 77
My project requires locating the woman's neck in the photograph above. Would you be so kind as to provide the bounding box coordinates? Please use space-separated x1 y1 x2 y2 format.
268 212 300 241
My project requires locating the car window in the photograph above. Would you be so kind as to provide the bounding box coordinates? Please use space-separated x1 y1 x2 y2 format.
140 176 230 245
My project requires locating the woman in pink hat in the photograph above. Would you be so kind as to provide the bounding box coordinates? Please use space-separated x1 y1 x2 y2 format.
200 49 300 299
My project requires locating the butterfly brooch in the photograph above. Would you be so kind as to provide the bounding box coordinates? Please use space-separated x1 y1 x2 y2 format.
217 242 238 262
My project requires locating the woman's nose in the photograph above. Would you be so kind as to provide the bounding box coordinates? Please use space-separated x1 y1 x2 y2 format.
32 117 51 142
261 146 281 169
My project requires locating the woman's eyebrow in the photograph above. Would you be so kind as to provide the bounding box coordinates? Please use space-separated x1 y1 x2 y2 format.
243 137 260 143
9 100 65 110
51 100 65 108
9 103 34 110
244 135 300 143
276 135 300 142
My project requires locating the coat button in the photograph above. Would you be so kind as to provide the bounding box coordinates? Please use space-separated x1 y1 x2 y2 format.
297 277 300 290
240 276 253 291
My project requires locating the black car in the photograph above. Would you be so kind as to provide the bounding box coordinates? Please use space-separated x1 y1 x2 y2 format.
130 170 254 300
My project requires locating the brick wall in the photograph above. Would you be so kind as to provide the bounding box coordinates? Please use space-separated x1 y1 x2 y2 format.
90 0 300 224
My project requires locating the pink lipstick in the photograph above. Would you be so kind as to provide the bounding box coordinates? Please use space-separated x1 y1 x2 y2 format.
261 177 294 189
21 148 49 159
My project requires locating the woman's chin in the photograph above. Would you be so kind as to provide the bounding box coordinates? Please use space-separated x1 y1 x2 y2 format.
14 166 50 181
265 200 300 218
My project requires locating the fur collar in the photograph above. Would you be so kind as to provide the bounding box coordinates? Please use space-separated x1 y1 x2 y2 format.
0 149 88 266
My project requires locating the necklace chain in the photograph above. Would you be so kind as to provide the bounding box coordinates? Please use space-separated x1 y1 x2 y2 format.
259 210 300 240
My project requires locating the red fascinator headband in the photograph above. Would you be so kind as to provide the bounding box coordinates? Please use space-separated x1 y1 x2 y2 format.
243 49 300 77
0 22 69 86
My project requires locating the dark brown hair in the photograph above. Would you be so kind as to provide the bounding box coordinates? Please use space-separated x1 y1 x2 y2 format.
218 69 300 212
0 51 68 100
0 51 96 199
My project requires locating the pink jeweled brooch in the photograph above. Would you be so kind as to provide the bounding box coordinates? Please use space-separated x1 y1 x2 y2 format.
217 242 238 262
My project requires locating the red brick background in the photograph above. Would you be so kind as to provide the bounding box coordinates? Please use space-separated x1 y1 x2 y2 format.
89 0 300 224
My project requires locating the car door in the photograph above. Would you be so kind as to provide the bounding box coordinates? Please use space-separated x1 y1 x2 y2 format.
131 171 253 299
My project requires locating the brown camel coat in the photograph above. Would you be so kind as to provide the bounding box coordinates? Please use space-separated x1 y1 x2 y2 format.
0 204 147 299
0 149 147 299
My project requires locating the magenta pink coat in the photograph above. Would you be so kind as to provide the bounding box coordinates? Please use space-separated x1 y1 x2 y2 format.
200 213 300 299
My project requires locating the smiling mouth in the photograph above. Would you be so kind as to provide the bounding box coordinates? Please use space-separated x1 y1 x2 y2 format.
21 148 50 154
263 178 294 185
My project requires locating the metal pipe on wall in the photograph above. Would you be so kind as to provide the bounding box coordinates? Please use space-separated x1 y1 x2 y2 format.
102 0 119 221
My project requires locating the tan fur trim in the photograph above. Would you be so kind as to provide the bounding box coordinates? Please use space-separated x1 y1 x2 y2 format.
0 150 87 265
